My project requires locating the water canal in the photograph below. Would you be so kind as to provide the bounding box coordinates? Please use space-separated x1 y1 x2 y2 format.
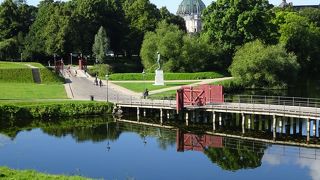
1 115 320 180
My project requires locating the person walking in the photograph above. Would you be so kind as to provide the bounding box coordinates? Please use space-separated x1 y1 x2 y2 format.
99 79 102 87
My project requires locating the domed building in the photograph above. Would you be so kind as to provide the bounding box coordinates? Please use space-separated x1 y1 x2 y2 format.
177 0 206 33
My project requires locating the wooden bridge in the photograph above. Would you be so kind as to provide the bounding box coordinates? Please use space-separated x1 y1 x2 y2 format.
114 95 320 119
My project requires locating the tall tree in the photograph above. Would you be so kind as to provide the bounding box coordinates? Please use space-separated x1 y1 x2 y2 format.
277 12 320 73
92 26 109 63
201 0 277 64
122 0 161 55
140 21 223 72
229 40 299 88
159 7 186 31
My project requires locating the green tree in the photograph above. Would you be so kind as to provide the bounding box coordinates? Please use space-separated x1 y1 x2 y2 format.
140 21 224 72
299 8 320 27
201 0 277 65
229 40 299 88
159 6 186 31
122 0 161 55
92 26 109 63
278 12 320 73
140 21 184 72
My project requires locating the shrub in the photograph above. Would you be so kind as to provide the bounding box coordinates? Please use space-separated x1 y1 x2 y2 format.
88 64 113 78
0 68 33 83
0 102 113 122
229 40 299 89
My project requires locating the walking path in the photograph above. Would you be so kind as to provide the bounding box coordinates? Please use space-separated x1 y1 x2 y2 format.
62 67 232 102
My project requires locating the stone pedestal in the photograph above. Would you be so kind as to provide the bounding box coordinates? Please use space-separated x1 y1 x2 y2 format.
154 69 164 86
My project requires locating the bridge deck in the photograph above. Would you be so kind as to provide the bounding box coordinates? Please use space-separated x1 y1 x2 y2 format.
116 99 320 119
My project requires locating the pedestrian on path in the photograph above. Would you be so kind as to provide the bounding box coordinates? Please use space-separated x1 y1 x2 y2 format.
99 79 102 87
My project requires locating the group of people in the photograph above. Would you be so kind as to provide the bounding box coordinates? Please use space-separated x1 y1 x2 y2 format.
94 76 103 87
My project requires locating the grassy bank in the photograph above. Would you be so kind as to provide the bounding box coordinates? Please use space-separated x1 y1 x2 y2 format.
0 101 113 120
114 82 199 93
109 72 225 81
0 83 67 100
0 61 66 100
0 166 90 180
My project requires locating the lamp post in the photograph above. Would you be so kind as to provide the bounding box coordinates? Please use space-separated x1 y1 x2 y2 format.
105 74 109 102
142 69 146 91
53 53 57 70
70 53 73 66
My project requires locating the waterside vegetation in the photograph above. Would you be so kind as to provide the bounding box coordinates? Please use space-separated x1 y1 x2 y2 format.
0 166 90 180
0 101 113 121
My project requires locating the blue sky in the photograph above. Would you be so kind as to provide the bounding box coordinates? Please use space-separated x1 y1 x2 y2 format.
1 0 319 13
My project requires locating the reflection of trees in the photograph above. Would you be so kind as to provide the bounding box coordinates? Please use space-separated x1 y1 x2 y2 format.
117 122 176 150
42 123 121 142
204 138 268 171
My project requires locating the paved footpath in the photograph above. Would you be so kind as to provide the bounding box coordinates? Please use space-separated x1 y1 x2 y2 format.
63 67 141 102
63 67 232 102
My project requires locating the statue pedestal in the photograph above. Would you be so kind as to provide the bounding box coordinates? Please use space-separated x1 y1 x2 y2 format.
154 70 164 86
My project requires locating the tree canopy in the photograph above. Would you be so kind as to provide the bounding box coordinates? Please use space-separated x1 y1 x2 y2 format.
140 21 223 72
229 40 299 88
92 26 109 63
201 0 277 64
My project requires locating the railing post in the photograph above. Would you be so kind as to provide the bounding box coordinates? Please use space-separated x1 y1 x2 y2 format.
293 97 295 106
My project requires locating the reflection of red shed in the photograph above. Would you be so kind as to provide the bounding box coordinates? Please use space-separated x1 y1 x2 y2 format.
176 130 223 152
176 85 224 112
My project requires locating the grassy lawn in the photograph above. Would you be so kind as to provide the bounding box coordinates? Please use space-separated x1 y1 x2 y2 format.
149 90 177 99
114 82 198 93
0 61 46 69
109 72 225 81
0 83 67 100
0 166 90 180
0 61 30 69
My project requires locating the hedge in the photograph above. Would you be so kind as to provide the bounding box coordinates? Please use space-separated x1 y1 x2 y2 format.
39 68 64 84
0 68 34 83
109 72 225 81
0 102 113 122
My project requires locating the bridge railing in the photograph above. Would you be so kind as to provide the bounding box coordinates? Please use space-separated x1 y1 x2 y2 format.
112 95 176 108
209 95 320 108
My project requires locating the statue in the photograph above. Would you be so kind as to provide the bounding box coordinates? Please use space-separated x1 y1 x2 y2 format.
156 52 161 70
154 51 164 86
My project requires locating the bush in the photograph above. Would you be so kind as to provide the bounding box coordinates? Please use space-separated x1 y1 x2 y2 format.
0 68 34 83
88 64 113 78
109 72 225 80
229 40 299 89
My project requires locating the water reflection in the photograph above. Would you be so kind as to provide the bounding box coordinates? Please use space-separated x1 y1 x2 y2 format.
0 116 320 179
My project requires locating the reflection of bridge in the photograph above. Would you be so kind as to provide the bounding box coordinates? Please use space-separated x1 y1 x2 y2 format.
176 130 223 152
114 118 320 162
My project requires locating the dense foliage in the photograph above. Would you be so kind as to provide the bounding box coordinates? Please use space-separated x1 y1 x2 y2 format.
0 101 113 121
92 26 109 63
229 40 299 88
0 0 319 88
140 22 224 72
202 0 277 63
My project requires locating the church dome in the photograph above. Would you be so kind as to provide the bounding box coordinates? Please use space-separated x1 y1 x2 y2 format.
177 0 206 15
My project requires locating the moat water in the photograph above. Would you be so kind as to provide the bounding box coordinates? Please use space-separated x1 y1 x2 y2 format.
0 116 320 180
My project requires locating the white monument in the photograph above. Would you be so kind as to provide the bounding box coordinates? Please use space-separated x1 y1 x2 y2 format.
154 52 164 86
